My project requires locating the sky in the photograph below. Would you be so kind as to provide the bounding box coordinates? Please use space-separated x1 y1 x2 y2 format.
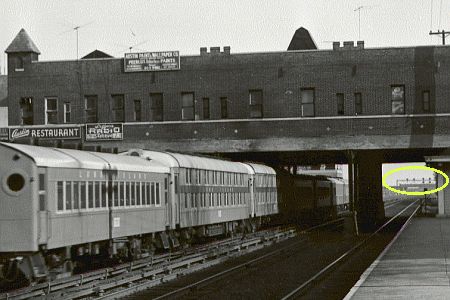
1 0 449 70
1 0 444 184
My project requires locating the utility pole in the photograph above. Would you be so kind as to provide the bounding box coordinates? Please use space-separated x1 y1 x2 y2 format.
429 30 450 45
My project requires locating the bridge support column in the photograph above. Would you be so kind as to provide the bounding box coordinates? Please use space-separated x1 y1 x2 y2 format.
355 152 385 231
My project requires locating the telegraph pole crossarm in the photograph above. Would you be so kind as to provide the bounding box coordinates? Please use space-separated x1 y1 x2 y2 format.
429 30 450 45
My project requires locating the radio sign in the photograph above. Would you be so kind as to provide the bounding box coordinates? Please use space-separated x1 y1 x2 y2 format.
124 51 180 72
8 126 81 141
85 123 123 141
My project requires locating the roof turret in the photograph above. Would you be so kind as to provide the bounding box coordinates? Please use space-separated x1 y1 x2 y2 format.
5 29 40 54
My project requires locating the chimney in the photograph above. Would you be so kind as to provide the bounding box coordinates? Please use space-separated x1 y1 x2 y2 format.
223 46 230 55
357 41 364 49
210 47 220 55
343 41 354 49
333 42 340 50
200 47 207 56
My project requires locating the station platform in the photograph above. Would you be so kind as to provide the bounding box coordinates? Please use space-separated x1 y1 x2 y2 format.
344 217 450 299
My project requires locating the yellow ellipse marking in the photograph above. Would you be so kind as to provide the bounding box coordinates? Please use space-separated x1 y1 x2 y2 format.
382 165 449 196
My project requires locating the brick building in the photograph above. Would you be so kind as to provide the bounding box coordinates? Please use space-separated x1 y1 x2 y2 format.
6 28 450 127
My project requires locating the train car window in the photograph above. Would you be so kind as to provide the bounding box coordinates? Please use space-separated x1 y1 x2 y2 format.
156 183 161 205
80 182 86 209
140 182 145 206
112 182 118 207
88 182 94 208
125 182 130 206
135 182 140 205
151 183 155 205
101 182 107 207
130 182 136 206
94 182 100 208
39 173 45 191
145 182 150 205
57 181 64 211
39 173 46 211
66 182 72 210
174 175 178 193
73 181 79 209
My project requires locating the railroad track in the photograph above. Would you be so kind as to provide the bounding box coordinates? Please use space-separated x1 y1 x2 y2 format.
124 217 347 300
281 199 421 300
126 199 418 300
0 226 296 300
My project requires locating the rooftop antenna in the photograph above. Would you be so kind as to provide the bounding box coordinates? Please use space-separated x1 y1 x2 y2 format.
59 21 94 59
354 5 378 40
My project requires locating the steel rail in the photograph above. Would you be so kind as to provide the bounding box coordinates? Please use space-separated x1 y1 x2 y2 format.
136 218 345 300
280 199 421 300
0 227 289 300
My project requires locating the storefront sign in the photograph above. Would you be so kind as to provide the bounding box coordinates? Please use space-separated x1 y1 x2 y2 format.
124 51 180 72
8 126 81 141
85 123 123 141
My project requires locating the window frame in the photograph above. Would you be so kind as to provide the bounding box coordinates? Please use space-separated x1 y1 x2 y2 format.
84 95 98 123
150 93 164 121
181 92 195 120
220 97 228 119
354 92 362 115
391 85 405 115
300 88 315 117
63 102 71 123
422 90 430 112
111 94 125 122
203 98 210 119
249 89 263 118
44 97 58 125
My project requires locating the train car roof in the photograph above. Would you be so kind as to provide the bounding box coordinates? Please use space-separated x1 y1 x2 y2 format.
1 143 169 173
122 149 249 173
243 163 277 175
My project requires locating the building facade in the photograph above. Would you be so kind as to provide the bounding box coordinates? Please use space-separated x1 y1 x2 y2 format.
6 29 450 127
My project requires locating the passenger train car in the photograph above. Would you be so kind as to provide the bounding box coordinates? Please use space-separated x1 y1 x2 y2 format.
276 169 349 224
0 143 277 286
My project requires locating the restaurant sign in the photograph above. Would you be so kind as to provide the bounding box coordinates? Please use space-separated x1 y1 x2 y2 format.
85 123 123 141
124 51 180 72
9 126 81 141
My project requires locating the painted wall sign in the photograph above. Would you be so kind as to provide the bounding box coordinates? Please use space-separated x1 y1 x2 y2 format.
85 123 123 141
124 51 180 72
8 126 81 141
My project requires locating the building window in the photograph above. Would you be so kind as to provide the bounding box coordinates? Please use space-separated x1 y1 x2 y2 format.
181 92 195 120
112 94 124 122
150 93 163 121
85 95 98 123
220 97 228 119
15 56 24 71
134 100 141 121
337 93 344 115
20 97 33 125
391 85 405 114
64 102 71 123
301 88 315 117
354 93 362 115
422 90 430 112
203 98 210 119
45 97 58 124
249 90 263 118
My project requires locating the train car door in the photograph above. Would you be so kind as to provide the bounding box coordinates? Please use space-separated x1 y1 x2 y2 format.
37 168 49 244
